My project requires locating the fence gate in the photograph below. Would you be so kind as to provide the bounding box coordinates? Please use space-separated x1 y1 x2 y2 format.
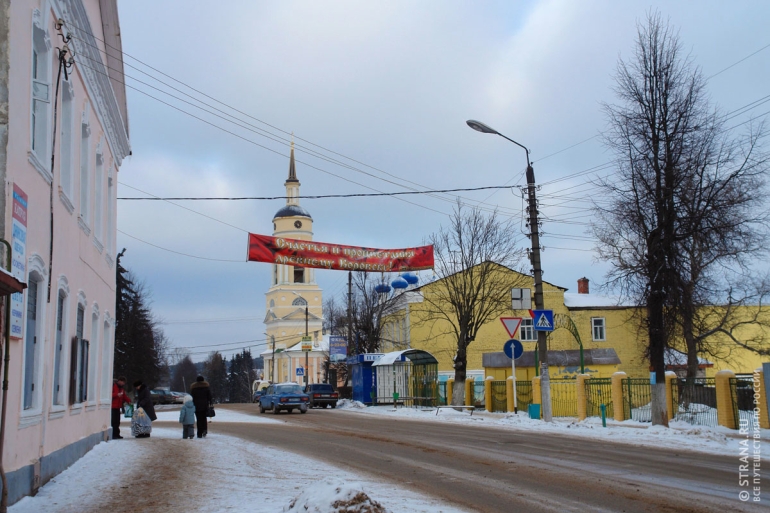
550 379 577 417
585 378 613 419
491 381 507 412
730 377 755 429
438 382 448 405
673 378 717 427
516 381 533 412
472 381 485 408
623 378 652 422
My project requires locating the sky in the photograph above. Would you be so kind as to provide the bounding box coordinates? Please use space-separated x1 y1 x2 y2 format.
112 0 770 363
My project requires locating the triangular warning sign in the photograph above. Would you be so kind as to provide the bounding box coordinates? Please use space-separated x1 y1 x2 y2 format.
500 317 522 338
535 313 552 329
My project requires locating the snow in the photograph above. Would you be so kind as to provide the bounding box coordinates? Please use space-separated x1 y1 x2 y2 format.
154 407 282 424
340 404 770 458
10 426 468 513
563 292 631 308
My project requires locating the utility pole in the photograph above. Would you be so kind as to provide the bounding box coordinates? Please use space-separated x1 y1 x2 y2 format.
525 164 552 422
347 271 353 354
304 302 309 387
271 336 276 383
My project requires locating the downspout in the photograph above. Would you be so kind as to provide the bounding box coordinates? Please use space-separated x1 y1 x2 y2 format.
0 238 13 512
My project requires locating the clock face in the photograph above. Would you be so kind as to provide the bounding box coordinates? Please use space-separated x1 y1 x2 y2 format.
294 220 302 229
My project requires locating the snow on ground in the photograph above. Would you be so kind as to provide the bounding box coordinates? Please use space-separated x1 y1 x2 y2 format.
336 399 770 458
153 407 281 424
10 426 468 513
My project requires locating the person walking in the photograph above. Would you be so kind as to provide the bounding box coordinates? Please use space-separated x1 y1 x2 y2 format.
179 396 196 439
111 376 130 439
132 380 157 438
190 376 212 438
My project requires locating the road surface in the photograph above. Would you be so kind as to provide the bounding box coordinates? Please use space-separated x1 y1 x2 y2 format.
155 404 752 513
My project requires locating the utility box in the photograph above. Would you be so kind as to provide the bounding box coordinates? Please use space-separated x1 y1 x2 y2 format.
348 353 384 405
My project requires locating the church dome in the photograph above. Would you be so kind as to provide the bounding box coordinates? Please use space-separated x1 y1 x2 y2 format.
273 204 312 220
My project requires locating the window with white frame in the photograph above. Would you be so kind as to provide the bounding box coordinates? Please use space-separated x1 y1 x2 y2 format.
52 289 67 405
93 147 104 242
59 80 75 202
69 302 88 405
88 310 99 402
23 275 44 410
79 110 91 226
292 296 307 306
31 20 51 164
520 319 536 341
99 319 112 402
592 318 606 341
106 166 115 253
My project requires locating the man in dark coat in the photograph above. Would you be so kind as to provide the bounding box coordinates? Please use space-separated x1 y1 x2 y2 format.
133 380 157 438
111 376 130 439
190 375 212 438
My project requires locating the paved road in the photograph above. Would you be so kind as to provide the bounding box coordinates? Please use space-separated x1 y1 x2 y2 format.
161 405 752 513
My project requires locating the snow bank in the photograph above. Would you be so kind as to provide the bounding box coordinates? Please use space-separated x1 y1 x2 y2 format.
336 399 367 409
285 481 388 513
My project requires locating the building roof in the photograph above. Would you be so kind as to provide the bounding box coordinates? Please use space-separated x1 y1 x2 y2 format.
563 293 634 309
372 349 438 367
273 204 312 220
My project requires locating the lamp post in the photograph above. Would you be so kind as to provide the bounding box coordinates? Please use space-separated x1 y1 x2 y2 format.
466 119 552 422
291 291 310 387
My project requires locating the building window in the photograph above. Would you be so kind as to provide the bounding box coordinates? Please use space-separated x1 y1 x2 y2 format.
53 290 67 405
106 167 115 253
79 109 91 225
70 303 88 405
292 297 307 306
60 81 74 201
88 311 99 401
293 267 304 284
273 265 278 285
520 319 536 341
592 318 606 341
100 320 112 402
94 149 104 241
23 277 43 410
31 24 51 162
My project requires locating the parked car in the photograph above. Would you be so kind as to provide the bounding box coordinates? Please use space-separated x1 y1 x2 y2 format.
259 383 310 414
169 391 186 404
304 383 339 409
150 389 175 405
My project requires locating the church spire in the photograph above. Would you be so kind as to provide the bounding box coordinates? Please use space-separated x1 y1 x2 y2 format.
286 137 298 183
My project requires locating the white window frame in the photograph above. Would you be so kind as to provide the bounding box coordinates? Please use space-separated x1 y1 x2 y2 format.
29 10 52 180
99 316 113 403
51 277 70 410
21 272 45 418
105 164 116 260
592 317 606 341
59 78 75 213
78 105 91 233
88 306 99 404
93 139 104 251
520 319 536 341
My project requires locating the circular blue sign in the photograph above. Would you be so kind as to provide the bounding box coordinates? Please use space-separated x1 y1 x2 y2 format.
503 339 524 360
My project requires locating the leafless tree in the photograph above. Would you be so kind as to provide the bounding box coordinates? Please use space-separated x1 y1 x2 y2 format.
593 12 769 423
420 203 526 405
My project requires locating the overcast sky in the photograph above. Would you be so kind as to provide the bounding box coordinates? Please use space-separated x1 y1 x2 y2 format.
113 0 770 362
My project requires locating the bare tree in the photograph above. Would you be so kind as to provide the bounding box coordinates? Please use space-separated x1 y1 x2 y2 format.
593 12 769 423
421 203 526 405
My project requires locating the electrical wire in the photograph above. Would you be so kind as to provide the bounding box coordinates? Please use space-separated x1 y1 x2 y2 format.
117 229 245 262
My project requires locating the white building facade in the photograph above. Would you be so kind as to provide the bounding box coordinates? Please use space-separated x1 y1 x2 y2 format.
0 0 129 504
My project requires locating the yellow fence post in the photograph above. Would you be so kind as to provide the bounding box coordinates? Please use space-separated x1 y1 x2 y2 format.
576 374 590 421
531 377 542 419
465 377 475 407
611 372 627 421
446 378 454 406
716 370 737 429
506 376 515 413
665 371 677 421
756 369 770 429
485 377 494 412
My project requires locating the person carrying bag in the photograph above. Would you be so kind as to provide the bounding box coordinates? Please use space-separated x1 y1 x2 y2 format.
132 380 157 438
190 376 213 438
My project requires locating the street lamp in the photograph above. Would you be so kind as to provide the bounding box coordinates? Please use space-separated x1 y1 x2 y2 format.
290 291 310 387
466 119 552 422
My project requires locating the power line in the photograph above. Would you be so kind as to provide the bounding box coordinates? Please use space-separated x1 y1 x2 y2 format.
117 185 516 201
707 42 770 80
118 229 245 262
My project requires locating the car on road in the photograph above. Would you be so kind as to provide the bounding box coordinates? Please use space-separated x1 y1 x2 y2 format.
259 383 310 414
151 389 175 405
304 383 339 408
169 391 186 404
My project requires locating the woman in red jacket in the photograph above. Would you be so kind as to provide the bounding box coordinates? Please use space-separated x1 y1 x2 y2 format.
111 376 130 439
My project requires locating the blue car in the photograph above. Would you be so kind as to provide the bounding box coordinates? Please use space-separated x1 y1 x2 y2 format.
259 383 310 414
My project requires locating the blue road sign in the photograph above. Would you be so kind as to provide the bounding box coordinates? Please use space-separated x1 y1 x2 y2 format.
296 367 304 376
533 309 554 331
504 339 524 360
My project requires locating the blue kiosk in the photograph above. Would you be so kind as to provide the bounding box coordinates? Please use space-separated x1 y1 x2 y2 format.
348 353 384 405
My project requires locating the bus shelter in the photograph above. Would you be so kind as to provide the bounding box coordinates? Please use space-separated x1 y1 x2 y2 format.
373 350 439 407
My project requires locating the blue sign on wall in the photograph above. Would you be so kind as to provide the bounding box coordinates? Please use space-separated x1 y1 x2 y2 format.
532 309 554 331
329 335 347 362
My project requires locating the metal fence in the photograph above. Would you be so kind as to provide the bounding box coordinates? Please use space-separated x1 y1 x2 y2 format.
550 378 577 417
472 381 485 408
491 381 508 412
438 382 448 405
672 378 717 427
516 381 532 412
623 378 652 422
730 376 756 429
585 378 614 419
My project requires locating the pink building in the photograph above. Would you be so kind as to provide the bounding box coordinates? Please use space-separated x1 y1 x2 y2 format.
0 0 129 504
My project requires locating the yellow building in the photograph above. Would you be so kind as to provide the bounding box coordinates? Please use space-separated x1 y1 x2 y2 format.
261 143 325 384
384 267 768 381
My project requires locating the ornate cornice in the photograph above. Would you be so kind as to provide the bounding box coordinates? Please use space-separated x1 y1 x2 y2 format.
56 0 130 165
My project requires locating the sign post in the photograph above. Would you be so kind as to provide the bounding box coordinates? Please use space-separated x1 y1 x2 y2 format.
500 318 523 413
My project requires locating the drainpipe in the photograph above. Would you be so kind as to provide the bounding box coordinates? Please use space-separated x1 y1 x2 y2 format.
0 239 14 512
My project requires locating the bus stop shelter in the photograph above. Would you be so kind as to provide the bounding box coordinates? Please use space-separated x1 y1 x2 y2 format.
372 349 439 406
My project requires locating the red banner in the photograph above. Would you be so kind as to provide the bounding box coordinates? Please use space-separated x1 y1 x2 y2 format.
247 233 434 272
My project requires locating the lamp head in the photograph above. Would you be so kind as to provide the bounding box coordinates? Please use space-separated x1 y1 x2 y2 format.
466 119 498 135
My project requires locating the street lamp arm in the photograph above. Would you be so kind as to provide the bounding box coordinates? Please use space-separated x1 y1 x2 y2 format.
495 133 531 168
465 119 531 167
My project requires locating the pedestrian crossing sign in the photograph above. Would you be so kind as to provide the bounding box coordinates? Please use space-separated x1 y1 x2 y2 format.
532 309 554 332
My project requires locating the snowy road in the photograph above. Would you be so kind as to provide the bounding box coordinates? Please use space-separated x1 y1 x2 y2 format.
200 404 756 513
